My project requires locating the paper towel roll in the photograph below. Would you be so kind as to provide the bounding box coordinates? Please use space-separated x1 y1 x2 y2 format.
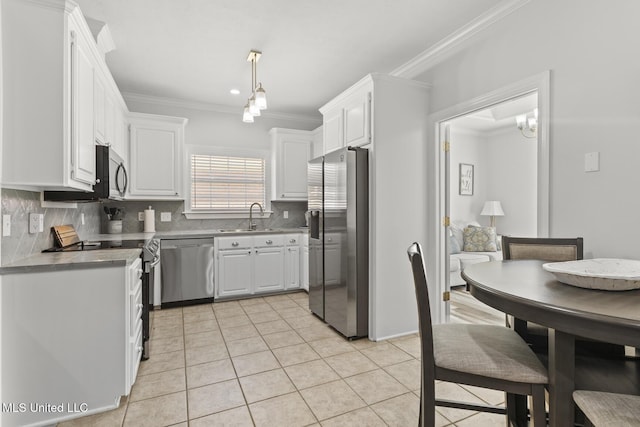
144 206 155 233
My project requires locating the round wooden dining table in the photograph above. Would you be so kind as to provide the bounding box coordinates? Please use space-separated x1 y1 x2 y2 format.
462 259 640 427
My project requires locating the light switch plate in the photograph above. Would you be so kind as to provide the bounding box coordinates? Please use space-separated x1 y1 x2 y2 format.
585 152 600 172
283 211 289 219
161 212 171 222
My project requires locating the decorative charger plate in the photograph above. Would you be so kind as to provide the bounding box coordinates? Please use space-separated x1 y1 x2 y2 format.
542 258 640 291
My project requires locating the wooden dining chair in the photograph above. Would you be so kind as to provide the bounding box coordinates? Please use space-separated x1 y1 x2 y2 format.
501 236 623 357
502 236 583 348
407 242 548 427
573 390 640 426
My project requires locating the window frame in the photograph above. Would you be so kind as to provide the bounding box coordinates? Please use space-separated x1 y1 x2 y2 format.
183 145 272 219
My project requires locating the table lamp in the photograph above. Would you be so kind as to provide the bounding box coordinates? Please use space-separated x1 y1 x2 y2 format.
481 201 504 228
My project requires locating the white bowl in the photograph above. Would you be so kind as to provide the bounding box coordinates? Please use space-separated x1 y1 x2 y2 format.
542 258 640 291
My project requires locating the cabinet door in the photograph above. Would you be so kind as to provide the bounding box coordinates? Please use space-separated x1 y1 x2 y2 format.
70 26 96 186
112 107 126 160
302 246 309 292
105 94 115 147
343 92 371 147
94 77 106 144
254 247 285 293
323 108 343 154
285 245 301 290
129 120 183 198
217 249 253 297
278 138 310 199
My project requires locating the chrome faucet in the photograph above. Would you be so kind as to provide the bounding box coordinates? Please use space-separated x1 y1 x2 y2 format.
249 202 264 230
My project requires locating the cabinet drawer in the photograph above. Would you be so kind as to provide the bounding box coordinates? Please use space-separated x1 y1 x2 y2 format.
284 233 301 246
253 235 284 247
217 236 252 250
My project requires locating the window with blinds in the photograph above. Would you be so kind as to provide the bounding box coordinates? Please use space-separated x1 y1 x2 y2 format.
190 154 266 211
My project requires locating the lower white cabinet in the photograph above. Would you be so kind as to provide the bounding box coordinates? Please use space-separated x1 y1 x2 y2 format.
301 234 309 292
215 233 303 298
0 257 143 427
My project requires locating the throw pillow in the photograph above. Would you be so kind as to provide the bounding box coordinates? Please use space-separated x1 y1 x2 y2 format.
463 226 498 252
449 235 461 254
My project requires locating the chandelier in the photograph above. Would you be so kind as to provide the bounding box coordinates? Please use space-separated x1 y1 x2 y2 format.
242 50 268 123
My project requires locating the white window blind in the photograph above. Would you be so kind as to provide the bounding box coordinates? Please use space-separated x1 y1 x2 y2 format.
191 154 266 211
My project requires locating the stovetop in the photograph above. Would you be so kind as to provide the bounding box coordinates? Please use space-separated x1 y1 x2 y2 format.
43 239 147 253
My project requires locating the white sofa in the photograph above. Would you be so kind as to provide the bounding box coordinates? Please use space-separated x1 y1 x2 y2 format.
449 221 503 287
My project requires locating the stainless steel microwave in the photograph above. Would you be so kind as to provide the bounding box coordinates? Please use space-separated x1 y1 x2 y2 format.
43 145 127 202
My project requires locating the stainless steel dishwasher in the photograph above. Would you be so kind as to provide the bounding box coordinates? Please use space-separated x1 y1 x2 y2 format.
160 237 215 307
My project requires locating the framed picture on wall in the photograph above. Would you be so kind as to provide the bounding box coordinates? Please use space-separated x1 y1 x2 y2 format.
459 163 474 195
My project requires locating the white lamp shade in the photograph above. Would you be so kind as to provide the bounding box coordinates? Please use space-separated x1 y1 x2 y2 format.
481 201 504 216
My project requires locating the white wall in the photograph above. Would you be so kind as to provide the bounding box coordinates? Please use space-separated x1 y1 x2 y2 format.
485 126 537 236
124 98 320 153
449 128 487 223
421 0 640 259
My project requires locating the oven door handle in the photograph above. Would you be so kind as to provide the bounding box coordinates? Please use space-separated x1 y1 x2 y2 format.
150 255 161 267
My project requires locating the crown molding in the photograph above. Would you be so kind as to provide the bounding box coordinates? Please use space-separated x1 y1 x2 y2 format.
122 92 322 126
390 0 531 78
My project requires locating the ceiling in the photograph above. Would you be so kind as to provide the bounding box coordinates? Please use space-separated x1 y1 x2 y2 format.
75 0 503 119
449 92 538 133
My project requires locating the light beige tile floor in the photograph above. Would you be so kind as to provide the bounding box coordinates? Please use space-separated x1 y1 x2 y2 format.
58 290 506 426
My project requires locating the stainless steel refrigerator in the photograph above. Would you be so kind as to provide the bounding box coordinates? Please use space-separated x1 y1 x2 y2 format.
308 146 369 339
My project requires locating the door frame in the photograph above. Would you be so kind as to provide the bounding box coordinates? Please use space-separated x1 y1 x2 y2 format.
426 71 550 324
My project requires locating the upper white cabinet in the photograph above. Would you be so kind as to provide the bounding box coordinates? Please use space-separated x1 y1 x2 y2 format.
1 1 100 191
270 128 312 201
128 113 188 199
319 83 371 154
311 126 323 159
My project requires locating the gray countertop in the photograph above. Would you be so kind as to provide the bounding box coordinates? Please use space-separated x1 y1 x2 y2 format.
0 248 142 275
0 227 308 274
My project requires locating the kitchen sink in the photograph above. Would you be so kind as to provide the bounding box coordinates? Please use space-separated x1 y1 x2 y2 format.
218 228 276 233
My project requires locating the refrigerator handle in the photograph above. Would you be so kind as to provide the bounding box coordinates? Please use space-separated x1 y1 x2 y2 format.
309 210 320 239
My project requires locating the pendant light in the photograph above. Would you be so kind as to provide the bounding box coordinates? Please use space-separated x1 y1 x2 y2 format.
241 50 268 122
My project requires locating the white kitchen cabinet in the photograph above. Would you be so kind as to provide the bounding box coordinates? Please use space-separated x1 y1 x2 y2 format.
216 234 301 298
94 76 107 144
311 126 324 159
218 249 253 297
254 246 285 293
128 113 188 199
284 234 301 290
301 233 309 292
1 257 143 426
270 128 312 201
2 0 127 191
320 81 371 154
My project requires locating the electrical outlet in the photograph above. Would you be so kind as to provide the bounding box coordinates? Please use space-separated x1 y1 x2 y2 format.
138 212 145 221
283 210 289 219
3 214 11 236
29 213 44 234
160 212 171 222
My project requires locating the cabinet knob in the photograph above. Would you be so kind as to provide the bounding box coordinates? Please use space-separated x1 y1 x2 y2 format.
289 239 296 243
281 194 285 198
137 303 144 310
95 178 101 184
327 237 332 242
232 242 239 247
266 240 273 244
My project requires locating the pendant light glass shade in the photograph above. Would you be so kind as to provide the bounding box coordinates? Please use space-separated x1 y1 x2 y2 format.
255 83 267 110
242 103 254 123
249 95 261 116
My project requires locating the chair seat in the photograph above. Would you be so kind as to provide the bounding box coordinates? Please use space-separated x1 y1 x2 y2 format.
573 390 640 427
433 324 548 384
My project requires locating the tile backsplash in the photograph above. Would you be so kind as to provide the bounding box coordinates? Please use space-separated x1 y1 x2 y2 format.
0 188 307 265
0 188 101 265
101 200 308 234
